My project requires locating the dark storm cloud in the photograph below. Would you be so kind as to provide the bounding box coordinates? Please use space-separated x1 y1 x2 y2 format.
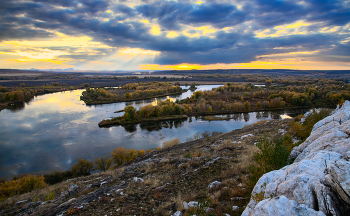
136 1 246 30
0 0 349 65
150 33 342 65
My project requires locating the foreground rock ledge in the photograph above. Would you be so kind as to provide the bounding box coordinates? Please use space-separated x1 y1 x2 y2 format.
242 101 350 216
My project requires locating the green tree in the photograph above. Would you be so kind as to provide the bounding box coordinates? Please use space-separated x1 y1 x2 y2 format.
124 106 136 120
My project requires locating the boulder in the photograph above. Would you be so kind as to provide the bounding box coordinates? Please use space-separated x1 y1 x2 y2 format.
242 101 350 216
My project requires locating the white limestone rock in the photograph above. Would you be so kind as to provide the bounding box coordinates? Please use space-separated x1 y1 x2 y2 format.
172 211 183 216
132 177 144 183
232 206 239 212
188 201 199 208
242 101 350 216
208 181 222 190
183 201 188 210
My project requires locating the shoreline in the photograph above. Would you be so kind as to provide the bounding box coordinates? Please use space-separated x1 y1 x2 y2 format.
0 87 83 112
98 115 188 127
82 89 188 105
97 106 318 127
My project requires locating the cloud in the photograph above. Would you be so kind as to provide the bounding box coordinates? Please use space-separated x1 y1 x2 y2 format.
0 0 349 69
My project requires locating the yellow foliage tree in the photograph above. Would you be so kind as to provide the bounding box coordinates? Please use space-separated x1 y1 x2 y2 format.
0 175 47 201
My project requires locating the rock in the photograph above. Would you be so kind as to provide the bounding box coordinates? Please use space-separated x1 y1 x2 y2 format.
23 201 41 209
245 196 325 216
238 183 242 187
205 207 215 212
133 177 145 183
242 101 350 216
232 206 239 211
15 200 27 206
188 201 199 208
183 201 189 210
241 134 254 139
231 197 246 201
208 181 222 189
160 158 170 163
172 210 183 216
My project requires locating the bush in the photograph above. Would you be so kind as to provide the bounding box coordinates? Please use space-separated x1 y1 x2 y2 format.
44 171 73 185
94 156 113 172
289 109 331 141
248 133 292 188
0 175 47 201
161 138 180 149
70 158 94 177
111 147 145 167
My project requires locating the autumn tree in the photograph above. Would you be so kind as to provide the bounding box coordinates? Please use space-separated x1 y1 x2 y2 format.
94 156 113 172
244 101 250 111
257 101 262 109
70 158 94 177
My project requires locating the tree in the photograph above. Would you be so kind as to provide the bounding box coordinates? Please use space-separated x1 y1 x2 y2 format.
244 101 250 111
124 106 136 120
70 158 94 177
189 83 196 90
94 156 113 172
111 147 128 166
125 92 132 99
257 101 262 109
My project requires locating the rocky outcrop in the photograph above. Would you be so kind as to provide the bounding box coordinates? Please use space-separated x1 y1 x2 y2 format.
243 101 350 216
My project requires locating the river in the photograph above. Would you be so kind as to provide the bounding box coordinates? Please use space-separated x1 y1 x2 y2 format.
0 85 308 180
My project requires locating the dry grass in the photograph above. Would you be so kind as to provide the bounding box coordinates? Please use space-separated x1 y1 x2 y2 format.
162 138 180 149
253 120 268 126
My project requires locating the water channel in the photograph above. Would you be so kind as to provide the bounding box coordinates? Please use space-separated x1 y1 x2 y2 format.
0 85 308 180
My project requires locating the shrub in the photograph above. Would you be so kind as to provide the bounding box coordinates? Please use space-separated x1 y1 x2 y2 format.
44 171 73 185
162 138 180 149
0 175 47 201
111 147 146 167
248 133 291 188
70 158 94 177
289 109 331 141
94 156 113 172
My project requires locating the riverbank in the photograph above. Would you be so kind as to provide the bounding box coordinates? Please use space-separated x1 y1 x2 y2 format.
98 115 188 127
0 118 292 215
0 86 83 112
83 89 188 105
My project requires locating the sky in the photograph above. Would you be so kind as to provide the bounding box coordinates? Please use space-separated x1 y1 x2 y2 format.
0 0 350 71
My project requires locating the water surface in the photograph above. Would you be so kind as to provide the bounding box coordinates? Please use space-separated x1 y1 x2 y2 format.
0 85 307 179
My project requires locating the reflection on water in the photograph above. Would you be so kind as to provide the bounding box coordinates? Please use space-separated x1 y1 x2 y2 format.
0 86 309 180
139 119 187 132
